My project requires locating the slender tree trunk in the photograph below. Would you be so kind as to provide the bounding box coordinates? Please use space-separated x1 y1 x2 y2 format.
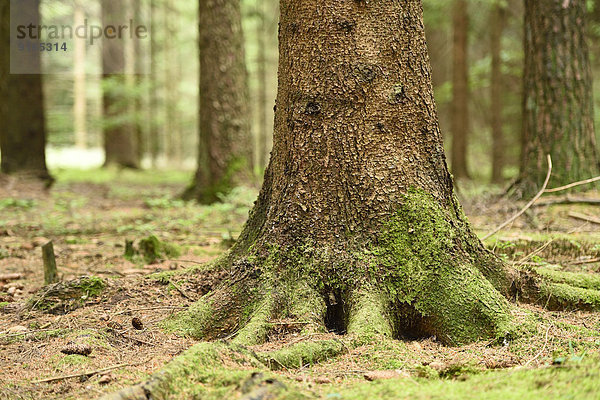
517 0 599 197
149 0 161 167
73 0 87 150
256 0 268 171
164 0 182 167
0 0 52 182
190 0 513 346
450 0 470 180
490 3 506 183
184 0 253 203
102 0 139 169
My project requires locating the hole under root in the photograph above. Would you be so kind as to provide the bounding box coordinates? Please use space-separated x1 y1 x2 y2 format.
324 288 348 335
391 303 436 340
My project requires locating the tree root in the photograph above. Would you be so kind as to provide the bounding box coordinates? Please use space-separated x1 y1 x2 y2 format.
513 267 600 311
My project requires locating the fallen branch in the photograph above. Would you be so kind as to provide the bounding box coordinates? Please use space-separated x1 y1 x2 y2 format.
482 154 552 241
32 363 131 384
533 195 600 206
0 273 22 282
570 258 600 265
544 175 600 193
568 212 600 225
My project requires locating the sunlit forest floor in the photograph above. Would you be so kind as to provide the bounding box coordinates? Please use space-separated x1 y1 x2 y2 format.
1 170 600 399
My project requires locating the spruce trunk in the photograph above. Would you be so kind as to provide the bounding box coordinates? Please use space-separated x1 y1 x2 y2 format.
184 0 252 203
517 0 599 197
190 0 513 346
0 0 52 182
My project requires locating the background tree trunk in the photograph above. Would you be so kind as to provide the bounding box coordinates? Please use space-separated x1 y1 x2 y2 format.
517 0 599 196
450 0 470 180
184 0 253 203
149 0 161 168
199 0 513 346
73 0 87 150
490 3 506 183
0 0 52 182
255 0 268 172
102 0 139 169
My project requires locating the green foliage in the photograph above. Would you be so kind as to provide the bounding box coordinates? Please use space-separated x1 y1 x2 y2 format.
0 198 36 210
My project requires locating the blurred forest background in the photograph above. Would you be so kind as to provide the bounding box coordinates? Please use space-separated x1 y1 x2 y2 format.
6 0 600 182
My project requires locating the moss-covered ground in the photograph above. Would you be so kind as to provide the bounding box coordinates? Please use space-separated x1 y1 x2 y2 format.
1 169 600 399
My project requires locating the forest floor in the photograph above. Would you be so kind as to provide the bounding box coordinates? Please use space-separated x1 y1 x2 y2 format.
1 170 600 399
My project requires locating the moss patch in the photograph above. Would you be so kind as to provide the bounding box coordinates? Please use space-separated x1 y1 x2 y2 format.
27 276 106 314
124 235 181 264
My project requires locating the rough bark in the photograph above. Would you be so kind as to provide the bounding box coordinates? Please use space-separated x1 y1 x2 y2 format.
490 3 506 183
102 0 140 169
450 0 470 180
180 0 515 346
74 0 87 150
516 0 599 197
164 0 182 167
256 0 268 171
183 0 253 203
0 0 52 182
149 0 161 167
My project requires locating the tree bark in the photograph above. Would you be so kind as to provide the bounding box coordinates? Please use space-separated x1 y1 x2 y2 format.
183 0 253 203
73 0 87 150
194 0 513 346
149 0 161 168
256 0 268 172
450 0 470 180
0 0 52 182
517 0 599 197
490 3 506 183
102 0 140 169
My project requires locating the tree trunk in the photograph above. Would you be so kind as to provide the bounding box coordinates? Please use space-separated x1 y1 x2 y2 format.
450 0 470 180
192 0 513 346
256 0 268 171
164 0 182 167
517 0 599 197
149 0 161 168
102 0 139 169
183 0 253 203
0 0 52 182
73 0 87 150
490 3 506 183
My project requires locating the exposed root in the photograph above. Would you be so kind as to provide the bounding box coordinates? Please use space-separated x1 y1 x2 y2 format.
255 339 347 370
512 268 600 311
232 296 274 346
347 290 393 339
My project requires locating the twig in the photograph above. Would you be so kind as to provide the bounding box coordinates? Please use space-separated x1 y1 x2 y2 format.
482 154 552 241
168 279 193 300
545 175 600 193
0 327 67 338
524 325 552 367
533 195 600 206
568 212 600 225
121 334 155 346
32 363 131 384
569 257 600 265
169 259 205 265
114 306 187 315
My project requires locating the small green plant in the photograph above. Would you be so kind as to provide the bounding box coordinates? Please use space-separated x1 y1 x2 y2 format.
0 198 36 210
